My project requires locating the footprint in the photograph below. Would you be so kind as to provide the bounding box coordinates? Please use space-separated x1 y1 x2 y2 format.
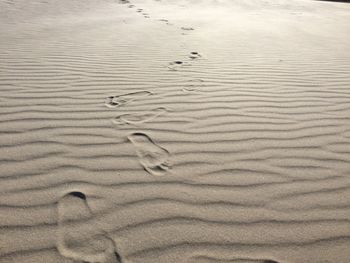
113 107 168 125
158 19 172 26
189 51 201 59
119 0 130 4
128 4 134 8
181 27 194 31
188 255 279 263
183 79 205 93
105 91 152 108
136 8 143 12
128 133 171 176
57 192 122 263
167 61 190 71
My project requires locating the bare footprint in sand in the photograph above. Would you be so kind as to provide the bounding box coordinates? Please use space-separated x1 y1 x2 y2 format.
183 79 205 93
159 19 173 25
168 61 190 71
128 133 171 176
189 51 201 60
229 260 279 263
105 91 152 108
188 255 279 263
57 192 122 263
181 26 194 31
113 107 168 125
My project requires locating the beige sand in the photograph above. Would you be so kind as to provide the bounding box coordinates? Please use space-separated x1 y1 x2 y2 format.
0 0 350 262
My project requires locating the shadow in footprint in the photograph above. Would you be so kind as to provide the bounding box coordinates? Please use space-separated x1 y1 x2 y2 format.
57 191 122 263
181 27 194 31
168 61 190 71
105 91 152 108
113 107 168 125
188 255 280 263
189 51 201 60
128 133 171 176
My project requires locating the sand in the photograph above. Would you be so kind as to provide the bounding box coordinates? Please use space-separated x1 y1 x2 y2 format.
0 0 350 262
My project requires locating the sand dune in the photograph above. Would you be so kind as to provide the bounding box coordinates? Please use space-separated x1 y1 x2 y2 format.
0 0 350 262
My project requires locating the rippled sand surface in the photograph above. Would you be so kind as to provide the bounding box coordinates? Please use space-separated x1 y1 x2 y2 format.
1 0 350 262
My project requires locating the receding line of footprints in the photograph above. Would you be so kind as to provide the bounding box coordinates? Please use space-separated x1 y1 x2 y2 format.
56 1 280 262
104 89 171 176
120 0 195 29
104 1 205 178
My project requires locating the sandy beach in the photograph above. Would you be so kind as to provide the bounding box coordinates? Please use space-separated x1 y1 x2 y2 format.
0 0 350 262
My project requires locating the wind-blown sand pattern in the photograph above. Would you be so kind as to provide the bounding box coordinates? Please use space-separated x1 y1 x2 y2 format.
0 0 350 262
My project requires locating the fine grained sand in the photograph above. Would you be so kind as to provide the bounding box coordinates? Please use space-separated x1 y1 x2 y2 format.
0 0 350 262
